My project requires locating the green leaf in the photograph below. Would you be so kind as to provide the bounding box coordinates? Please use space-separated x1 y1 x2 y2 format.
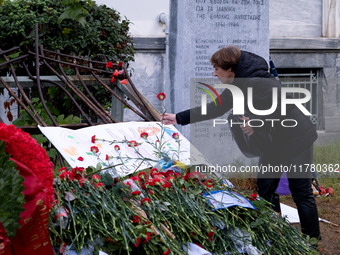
8 52 20 59
62 27 73 34
95 163 102 171
0 141 25 238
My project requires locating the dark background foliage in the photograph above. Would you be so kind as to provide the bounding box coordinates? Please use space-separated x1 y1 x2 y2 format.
0 0 135 62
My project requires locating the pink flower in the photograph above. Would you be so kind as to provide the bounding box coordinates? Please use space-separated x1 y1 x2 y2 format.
128 140 138 147
77 157 84 161
157 92 166 101
113 69 119 77
90 146 99 153
106 61 113 68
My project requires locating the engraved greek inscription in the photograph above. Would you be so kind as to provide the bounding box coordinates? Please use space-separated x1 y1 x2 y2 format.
196 14 206 19
196 6 204 11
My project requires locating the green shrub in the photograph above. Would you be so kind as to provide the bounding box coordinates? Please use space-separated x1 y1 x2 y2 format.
0 0 134 62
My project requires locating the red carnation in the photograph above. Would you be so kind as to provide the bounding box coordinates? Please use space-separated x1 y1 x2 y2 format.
111 76 115 83
250 193 258 201
90 146 99 153
59 171 69 181
118 62 123 68
162 182 171 190
208 227 215 241
150 168 159 177
113 69 119 77
106 61 113 68
114 145 120 151
92 174 100 181
141 197 151 206
144 232 152 243
132 190 141 196
140 132 148 139
128 140 138 147
138 171 147 180
134 237 141 247
172 133 179 139
163 248 170 255
58 167 67 173
157 92 166 101
132 215 141 224
78 178 86 187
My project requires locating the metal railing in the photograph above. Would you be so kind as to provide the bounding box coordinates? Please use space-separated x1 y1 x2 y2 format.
278 70 319 127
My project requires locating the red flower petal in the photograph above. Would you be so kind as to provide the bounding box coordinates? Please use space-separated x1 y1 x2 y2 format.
120 79 128 85
113 69 119 77
172 133 179 139
140 132 148 139
77 157 84 161
128 140 138 147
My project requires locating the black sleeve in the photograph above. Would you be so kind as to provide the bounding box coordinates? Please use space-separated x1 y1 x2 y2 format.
176 109 190 125
247 77 282 121
175 88 233 125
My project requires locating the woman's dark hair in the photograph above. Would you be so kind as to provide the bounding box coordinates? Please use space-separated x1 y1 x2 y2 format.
210 46 241 72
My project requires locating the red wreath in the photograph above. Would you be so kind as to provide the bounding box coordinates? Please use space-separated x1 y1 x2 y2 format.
0 124 54 255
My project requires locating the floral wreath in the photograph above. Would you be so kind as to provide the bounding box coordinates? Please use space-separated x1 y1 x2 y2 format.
0 123 54 205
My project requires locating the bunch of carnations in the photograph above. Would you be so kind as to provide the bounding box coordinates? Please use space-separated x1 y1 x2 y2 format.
50 164 314 255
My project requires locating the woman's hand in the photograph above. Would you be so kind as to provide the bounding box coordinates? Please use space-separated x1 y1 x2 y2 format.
161 113 177 125
240 116 254 136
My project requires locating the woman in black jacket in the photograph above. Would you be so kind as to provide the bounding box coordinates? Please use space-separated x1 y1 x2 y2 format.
162 45 320 239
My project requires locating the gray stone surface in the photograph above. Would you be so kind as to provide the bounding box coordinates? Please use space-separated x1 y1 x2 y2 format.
123 52 166 121
167 0 269 167
269 0 322 38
